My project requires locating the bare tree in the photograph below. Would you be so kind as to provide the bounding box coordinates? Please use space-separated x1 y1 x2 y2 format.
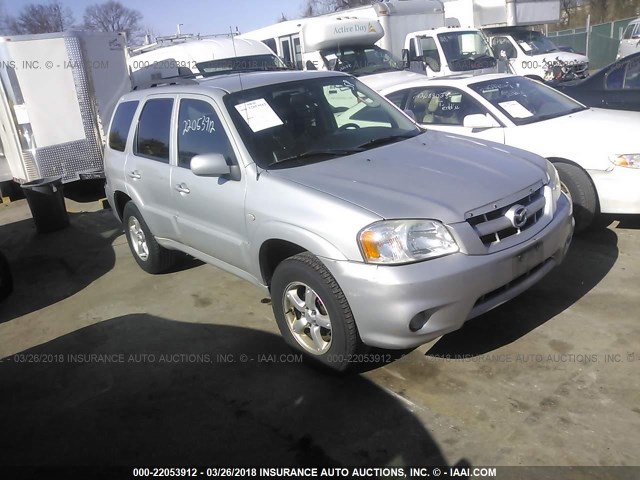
589 0 613 23
83 1 143 43
560 0 578 26
5 1 75 35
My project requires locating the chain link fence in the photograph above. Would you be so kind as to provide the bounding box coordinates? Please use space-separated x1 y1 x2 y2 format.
548 17 637 70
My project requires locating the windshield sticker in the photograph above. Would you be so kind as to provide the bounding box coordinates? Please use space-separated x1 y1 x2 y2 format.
498 100 534 118
182 115 216 136
234 98 283 132
518 42 532 52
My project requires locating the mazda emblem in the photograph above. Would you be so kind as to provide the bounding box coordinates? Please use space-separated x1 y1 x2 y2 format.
506 204 528 229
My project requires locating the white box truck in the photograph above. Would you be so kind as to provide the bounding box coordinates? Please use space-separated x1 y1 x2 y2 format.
443 0 589 81
0 31 130 187
240 16 427 92
240 0 501 87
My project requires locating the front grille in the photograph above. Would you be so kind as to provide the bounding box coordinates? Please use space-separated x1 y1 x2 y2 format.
467 186 545 247
571 63 589 76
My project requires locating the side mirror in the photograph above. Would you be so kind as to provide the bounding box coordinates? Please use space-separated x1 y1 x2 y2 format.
463 113 500 129
401 48 410 69
191 153 240 180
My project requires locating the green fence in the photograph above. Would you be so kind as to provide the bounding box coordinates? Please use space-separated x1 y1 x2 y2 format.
548 17 636 70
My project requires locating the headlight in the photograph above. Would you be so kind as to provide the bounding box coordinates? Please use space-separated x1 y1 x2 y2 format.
358 220 459 265
546 160 561 207
609 154 640 169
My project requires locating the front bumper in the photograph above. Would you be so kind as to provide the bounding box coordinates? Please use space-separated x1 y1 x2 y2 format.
590 166 640 214
321 194 574 349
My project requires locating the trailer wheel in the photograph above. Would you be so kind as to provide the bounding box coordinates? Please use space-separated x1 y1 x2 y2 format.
123 202 176 273
554 162 598 233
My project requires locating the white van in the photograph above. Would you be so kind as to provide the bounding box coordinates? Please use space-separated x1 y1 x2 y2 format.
618 18 640 60
128 37 286 89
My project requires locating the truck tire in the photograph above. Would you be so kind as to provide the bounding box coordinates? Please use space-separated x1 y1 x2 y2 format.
270 252 361 372
123 202 176 274
554 162 598 233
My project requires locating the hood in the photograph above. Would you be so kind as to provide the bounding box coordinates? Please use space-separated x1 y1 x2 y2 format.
540 51 589 64
269 131 547 224
359 70 427 92
542 108 640 153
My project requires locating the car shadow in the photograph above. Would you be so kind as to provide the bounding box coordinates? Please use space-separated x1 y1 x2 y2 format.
0 210 120 323
0 314 453 469
426 226 619 358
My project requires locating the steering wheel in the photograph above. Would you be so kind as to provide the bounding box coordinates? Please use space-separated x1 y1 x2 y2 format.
338 123 360 130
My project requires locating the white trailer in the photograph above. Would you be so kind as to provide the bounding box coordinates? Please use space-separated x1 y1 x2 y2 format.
0 31 130 186
128 36 286 89
443 0 589 81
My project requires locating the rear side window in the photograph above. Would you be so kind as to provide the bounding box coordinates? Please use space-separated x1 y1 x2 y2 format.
135 98 173 162
108 101 138 152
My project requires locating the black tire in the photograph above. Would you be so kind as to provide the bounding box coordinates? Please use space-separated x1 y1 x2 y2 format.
0 251 13 301
554 162 598 233
270 252 362 372
122 202 176 274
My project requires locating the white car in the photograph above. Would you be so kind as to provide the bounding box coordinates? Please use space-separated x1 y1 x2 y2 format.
381 74 640 231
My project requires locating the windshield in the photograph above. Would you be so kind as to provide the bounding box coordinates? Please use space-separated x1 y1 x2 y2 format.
469 76 587 125
196 54 288 76
319 45 404 76
511 30 559 56
224 75 421 169
436 31 497 71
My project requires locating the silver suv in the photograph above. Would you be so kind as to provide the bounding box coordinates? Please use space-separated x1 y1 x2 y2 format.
104 70 573 370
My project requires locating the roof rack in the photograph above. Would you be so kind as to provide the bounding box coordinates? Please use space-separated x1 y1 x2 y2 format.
130 30 240 55
132 73 201 90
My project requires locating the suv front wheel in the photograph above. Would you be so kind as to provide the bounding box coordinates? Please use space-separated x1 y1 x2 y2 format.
123 202 176 274
271 252 362 371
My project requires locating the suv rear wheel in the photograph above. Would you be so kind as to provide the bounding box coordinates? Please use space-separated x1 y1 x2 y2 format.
123 202 176 274
271 252 362 371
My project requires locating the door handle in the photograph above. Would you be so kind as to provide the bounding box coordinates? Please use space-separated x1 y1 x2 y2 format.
175 184 190 194
128 170 141 179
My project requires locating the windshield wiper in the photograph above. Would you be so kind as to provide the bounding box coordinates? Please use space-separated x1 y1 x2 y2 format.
268 148 364 167
356 133 418 150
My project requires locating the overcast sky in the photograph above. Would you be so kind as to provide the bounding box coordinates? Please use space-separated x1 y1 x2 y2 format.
6 0 306 36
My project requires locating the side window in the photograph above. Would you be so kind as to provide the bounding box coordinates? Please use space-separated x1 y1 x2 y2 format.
177 99 236 169
408 87 484 125
386 90 408 109
108 101 138 152
135 98 173 162
623 58 640 89
293 37 303 69
492 36 516 58
622 24 634 40
606 65 626 89
419 37 441 72
262 38 277 53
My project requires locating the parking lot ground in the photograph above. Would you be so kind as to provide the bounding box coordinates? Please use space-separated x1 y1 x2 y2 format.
0 194 639 474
